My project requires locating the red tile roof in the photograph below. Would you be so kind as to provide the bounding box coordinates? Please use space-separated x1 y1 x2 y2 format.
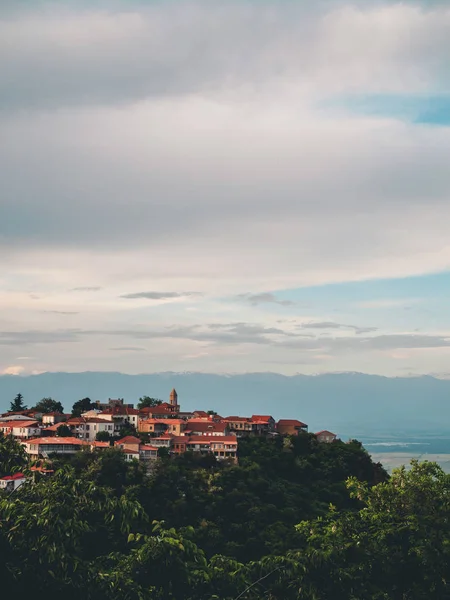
124 449 140 455
115 435 141 445
186 421 228 433
251 415 273 422
277 419 308 427
315 430 336 436
187 435 237 444
140 445 158 451
25 437 86 445
91 441 110 448
223 416 250 422
0 420 39 429
1 473 25 481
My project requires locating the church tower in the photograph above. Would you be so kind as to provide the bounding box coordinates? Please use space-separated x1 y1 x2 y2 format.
169 388 179 412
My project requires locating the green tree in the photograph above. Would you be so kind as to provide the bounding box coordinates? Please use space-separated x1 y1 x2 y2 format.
9 393 27 412
0 432 27 477
71 397 96 417
32 397 64 414
137 396 162 409
56 424 72 437
95 430 111 442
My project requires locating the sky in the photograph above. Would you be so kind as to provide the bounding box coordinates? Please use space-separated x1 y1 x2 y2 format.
1 0 450 377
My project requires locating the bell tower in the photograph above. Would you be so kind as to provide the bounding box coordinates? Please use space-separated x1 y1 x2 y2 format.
169 388 179 412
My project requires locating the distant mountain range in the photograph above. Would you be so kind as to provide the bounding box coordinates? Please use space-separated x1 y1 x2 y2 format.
1 371 450 438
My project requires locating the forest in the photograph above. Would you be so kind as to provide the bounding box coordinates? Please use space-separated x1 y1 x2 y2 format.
1 431 450 599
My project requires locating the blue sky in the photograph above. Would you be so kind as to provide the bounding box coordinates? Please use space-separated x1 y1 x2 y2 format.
1 0 450 377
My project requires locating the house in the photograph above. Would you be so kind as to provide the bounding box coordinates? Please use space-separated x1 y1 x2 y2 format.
223 416 254 434
114 435 141 453
94 398 134 411
139 444 159 461
170 435 190 455
184 420 229 436
66 417 115 441
315 430 337 443
138 418 186 436
151 434 174 448
114 436 158 462
90 441 111 450
97 406 140 430
22 437 88 456
186 435 238 462
42 412 68 425
251 415 276 434
0 473 26 492
277 419 308 436
0 420 41 439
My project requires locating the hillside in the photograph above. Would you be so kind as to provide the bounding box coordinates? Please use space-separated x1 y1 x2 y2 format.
1 371 450 435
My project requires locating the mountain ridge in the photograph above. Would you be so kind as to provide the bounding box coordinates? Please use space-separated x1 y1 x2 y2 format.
1 371 450 436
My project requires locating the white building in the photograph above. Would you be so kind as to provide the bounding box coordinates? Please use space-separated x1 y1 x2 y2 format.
0 473 26 492
0 420 41 439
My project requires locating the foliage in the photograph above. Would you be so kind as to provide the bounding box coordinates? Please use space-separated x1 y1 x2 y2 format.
138 396 163 409
2 430 448 599
118 421 138 438
71 397 96 417
9 393 27 412
56 424 72 437
32 397 64 414
96 430 112 442
0 433 27 477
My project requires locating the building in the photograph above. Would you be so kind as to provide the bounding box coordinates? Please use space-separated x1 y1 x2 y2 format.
315 430 337 443
0 473 26 492
66 417 115 441
223 416 254 434
114 435 158 462
94 398 134 411
184 420 229 436
22 437 88 457
277 419 308 436
138 418 186 436
251 415 276 434
0 420 41 439
42 412 68 426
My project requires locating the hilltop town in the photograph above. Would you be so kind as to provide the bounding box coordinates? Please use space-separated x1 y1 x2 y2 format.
0 389 337 489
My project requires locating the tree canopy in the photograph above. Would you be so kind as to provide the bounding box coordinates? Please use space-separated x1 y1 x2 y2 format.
137 396 163 409
1 432 448 599
32 397 64 414
71 397 96 417
9 393 27 412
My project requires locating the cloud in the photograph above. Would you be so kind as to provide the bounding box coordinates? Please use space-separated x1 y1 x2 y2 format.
1 365 25 375
120 291 202 300
238 293 295 306
299 321 378 334
110 346 146 352
43 310 79 315
71 286 102 292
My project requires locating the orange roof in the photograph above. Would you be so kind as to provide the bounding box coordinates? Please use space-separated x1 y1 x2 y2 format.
140 444 158 451
91 441 110 448
187 435 237 444
142 418 185 425
25 437 86 445
223 416 250 422
0 420 39 428
115 435 141 445
251 415 273 422
278 419 308 427
1 473 25 481
315 430 336 436
124 449 140 455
